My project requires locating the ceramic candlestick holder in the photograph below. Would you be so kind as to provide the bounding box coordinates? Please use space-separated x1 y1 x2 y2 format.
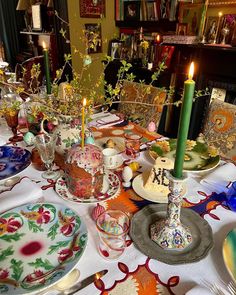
150 171 192 250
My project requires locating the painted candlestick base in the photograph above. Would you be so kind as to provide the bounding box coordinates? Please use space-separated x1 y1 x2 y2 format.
150 171 192 250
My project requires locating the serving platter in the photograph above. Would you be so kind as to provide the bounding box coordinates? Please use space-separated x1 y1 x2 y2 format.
132 172 186 204
55 171 120 204
0 146 31 181
223 228 236 283
149 139 220 172
130 204 213 265
0 203 88 294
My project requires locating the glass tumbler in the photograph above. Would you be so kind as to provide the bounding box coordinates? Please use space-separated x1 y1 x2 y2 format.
96 210 130 260
125 133 142 159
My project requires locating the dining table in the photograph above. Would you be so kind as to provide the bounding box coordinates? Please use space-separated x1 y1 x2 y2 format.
0 114 236 295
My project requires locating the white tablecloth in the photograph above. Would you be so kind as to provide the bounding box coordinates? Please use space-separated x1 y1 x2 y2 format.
0 117 235 295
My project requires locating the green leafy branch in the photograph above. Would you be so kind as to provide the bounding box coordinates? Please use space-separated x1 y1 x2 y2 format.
0 246 14 262
48 240 71 255
28 258 54 271
10 259 23 281
0 233 25 243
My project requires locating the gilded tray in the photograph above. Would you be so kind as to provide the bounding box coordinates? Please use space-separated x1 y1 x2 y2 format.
130 204 214 265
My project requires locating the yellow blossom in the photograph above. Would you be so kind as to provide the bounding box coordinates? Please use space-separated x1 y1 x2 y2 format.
140 40 149 50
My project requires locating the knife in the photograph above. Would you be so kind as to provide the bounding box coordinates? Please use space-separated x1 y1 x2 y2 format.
59 269 108 295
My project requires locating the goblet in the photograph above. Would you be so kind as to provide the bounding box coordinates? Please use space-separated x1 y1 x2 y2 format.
34 133 60 180
4 110 23 142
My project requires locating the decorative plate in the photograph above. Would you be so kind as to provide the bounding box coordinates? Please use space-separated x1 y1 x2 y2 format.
130 204 214 265
132 173 187 204
0 203 88 294
0 146 31 181
223 228 236 283
149 139 220 172
55 172 120 204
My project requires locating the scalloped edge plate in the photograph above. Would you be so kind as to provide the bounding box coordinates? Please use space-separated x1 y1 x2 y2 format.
55 171 120 204
0 203 88 294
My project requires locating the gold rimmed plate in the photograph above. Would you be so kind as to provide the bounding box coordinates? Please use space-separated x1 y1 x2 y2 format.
149 139 220 173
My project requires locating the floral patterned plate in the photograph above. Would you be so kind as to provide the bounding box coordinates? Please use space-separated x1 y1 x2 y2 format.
0 146 31 181
55 172 120 204
223 228 236 283
149 139 220 172
0 203 87 294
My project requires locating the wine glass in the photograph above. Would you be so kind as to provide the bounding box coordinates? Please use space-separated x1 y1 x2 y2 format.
4 110 23 142
34 133 60 180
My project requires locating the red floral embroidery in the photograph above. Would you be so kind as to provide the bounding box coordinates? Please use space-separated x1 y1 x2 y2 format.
60 216 75 236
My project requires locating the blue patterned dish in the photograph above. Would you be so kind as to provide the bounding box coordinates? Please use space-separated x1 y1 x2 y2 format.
0 146 31 181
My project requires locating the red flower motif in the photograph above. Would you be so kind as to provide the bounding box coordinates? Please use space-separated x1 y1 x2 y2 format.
0 217 22 234
58 248 73 263
0 269 9 280
36 207 51 224
60 221 75 236
25 270 45 284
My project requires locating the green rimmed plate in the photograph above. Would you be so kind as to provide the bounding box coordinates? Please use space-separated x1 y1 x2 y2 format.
223 228 236 283
0 203 87 294
149 139 220 172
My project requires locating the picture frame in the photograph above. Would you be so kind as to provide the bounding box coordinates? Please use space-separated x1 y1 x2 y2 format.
204 16 218 43
84 23 102 54
124 1 140 21
176 23 188 36
178 3 204 36
80 0 105 18
32 4 42 31
220 14 236 44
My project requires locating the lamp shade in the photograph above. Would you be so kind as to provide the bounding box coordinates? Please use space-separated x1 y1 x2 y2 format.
16 0 31 10
47 0 53 7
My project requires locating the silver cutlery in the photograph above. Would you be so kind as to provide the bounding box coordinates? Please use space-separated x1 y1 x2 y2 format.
227 281 236 295
203 280 227 295
57 269 107 295
38 269 107 295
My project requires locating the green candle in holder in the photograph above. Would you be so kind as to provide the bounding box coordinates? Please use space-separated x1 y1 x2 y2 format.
173 62 195 179
42 41 51 95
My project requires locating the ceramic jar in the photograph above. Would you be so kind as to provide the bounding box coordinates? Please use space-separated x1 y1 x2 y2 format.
53 115 92 157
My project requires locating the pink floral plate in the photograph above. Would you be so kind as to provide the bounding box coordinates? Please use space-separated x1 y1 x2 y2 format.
0 203 87 294
55 172 120 204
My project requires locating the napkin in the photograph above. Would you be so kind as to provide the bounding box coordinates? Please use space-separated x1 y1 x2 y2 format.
200 162 236 193
88 112 123 128
185 285 212 295
0 177 43 213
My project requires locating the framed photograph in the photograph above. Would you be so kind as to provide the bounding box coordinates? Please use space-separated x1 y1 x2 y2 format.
221 14 236 44
124 1 140 21
84 23 102 54
80 0 105 18
176 23 188 36
32 4 42 31
178 3 204 36
204 16 218 43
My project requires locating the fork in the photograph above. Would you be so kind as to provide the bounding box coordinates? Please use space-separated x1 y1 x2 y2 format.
203 280 227 295
227 281 236 295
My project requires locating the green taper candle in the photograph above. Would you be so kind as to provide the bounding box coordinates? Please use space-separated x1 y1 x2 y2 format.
42 42 51 95
173 62 195 179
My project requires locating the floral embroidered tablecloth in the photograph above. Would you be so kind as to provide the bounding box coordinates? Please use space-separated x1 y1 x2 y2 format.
0 118 235 295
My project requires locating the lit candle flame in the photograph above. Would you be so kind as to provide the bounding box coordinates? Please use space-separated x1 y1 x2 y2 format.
83 98 87 107
156 35 160 42
188 62 194 80
219 12 222 17
42 41 47 50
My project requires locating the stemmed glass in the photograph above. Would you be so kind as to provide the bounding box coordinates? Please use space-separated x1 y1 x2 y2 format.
34 133 60 180
4 109 23 142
